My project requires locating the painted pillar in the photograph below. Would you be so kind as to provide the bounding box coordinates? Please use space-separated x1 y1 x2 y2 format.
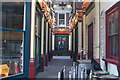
69 33 72 58
78 22 82 59
29 0 36 78
83 14 87 59
52 34 55 57
45 22 48 66
94 2 100 59
73 29 76 61
75 26 78 56
73 29 75 52
49 28 52 60
40 15 45 72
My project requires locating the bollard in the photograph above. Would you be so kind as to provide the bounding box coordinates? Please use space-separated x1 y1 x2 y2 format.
84 67 87 78
58 72 61 80
89 70 92 79
75 66 78 78
71 67 74 78
81 69 84 79
73 68 76 80
69 71 72 80
63 66 66 79
78 65 82 79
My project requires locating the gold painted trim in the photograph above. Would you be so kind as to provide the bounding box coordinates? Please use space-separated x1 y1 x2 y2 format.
107 7 118 15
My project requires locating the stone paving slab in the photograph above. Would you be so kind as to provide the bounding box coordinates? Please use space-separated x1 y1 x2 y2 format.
36 58 73 79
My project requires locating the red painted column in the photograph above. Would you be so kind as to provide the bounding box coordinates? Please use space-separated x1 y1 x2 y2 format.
40 54 44 72
51 50 54 58
28 58 35 79
45 54 48 66
48 52 51 61
77 53 80 59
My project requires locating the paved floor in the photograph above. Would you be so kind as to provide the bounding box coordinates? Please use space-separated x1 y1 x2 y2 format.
53 56 71 59
36 57 73 79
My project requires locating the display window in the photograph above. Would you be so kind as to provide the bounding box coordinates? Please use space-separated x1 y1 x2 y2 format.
0 2 25 78
106 1 120 65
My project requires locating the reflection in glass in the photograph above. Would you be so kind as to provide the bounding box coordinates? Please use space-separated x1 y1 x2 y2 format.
0 30 23 76
108 9 119 58
0 2 24 78
2 2 24 30
108 10 118 35
109 35 118 57
59 14 65 26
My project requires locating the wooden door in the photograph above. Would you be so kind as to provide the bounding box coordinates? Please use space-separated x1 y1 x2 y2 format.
88 23 93 59
54 34 69 56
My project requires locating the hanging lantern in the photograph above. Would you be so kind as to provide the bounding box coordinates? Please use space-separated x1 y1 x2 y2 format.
70 24 74 29
45 10 50 20
77 12 83 21
48 18 52 25
72 19 76 25
40 2 46 13
74 19 78 25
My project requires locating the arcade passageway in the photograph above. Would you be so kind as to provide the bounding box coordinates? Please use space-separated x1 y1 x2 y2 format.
0 0 120 79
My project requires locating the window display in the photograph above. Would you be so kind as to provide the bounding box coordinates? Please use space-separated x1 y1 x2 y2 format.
106 2 120 62
0 2 24 78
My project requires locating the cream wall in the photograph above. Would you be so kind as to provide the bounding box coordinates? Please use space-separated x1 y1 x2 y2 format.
85 2 100 59
83 15 87 56
99 0 119 75
78 22 82 53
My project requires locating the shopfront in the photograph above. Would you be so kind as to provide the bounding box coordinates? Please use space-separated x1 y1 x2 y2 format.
34 2 42 75
0 2 31 79
54 34 69 56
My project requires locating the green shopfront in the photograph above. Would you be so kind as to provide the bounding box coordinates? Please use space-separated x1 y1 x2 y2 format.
0 2 31 79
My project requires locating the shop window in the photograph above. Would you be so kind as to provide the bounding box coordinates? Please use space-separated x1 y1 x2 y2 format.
59 13 65 26
106 2 120 64
0 2 24 78
35 13 41 68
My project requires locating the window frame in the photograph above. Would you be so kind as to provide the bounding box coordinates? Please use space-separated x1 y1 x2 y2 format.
1 2 31 79
58 13 66 26
106 1 120 65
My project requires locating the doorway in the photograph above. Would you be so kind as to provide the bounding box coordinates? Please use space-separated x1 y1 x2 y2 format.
88 22 93 59
54 34 69 56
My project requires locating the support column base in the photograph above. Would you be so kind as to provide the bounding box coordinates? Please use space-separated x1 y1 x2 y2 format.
48 53 51 61
77 53 80 59
45 54 48 66
28 58 35 78
51 50 54 58
40 54 44 72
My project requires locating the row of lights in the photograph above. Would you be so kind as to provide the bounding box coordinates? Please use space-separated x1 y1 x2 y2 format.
69 10 83 32
69 0 90 32
39 1 89 34
39 1 54 27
